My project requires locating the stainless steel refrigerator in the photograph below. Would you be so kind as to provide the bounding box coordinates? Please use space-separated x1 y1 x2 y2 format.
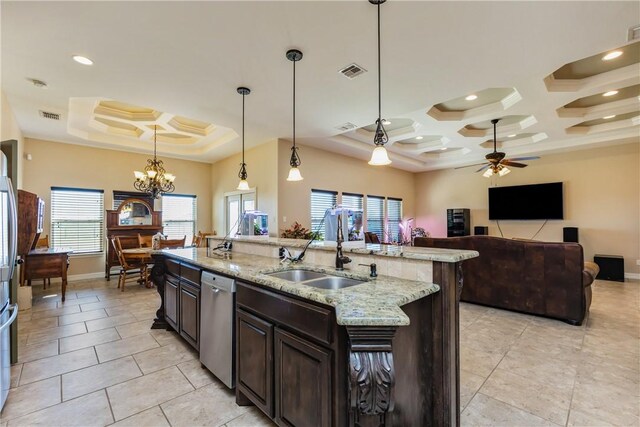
0 152 18 410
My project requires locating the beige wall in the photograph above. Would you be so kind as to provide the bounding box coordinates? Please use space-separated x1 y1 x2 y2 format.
277 139 416 237
414 143 640 274
1 91 24 188
210 139 279 236
23 138 212 276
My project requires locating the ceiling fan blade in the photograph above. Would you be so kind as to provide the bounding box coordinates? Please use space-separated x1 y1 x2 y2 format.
475 164 491 173
454 162 488 170
508 156 540 161
501 160 528 168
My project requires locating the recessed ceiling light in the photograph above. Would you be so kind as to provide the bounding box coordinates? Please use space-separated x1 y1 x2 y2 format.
508 134 516 138
602 51 622 61
72 55 93 65
382 119 391 125
415 136 423 140
465 94 478 101
440 147 447 151
603 90 619 97
603 115 616 119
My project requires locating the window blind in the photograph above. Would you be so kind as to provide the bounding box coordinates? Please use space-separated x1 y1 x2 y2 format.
162 194 197 245
366 196 384 240
342 192 363 211
310 189 337 240
51 187 104 254
387 198 403 243
113 190 153 210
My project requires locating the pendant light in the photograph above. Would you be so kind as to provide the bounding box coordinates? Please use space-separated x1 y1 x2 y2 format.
133 125 176 198
237 86 251 191
286 49 304 181
368 0 391 166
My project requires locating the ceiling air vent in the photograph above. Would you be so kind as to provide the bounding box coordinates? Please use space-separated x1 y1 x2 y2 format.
628 25 640 41
339 63 367 79
39 110 60 120
335 122 357 132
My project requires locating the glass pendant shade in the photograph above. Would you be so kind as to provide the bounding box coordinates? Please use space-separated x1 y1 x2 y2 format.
237 179 250 191
287 166 303 181
483 168 494 178
498 166 511 177
368 146 392 166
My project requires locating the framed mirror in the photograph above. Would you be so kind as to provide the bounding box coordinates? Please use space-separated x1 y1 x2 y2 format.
117 198 153 226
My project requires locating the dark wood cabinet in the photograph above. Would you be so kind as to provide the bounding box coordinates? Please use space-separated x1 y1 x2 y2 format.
237 309 274 417
162 260 201 351
275 328 332 427
179 281 200 350
165 277 179 330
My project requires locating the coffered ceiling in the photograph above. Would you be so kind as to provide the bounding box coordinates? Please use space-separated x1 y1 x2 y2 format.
1 1 638 171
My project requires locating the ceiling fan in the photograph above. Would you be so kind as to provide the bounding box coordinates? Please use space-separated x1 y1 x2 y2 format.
460 118 540 177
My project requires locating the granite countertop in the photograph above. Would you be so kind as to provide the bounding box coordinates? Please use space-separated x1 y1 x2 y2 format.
206 235 478 263
159 247 440 327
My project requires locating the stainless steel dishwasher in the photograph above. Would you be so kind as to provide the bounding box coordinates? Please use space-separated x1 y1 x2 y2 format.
200 271 236 389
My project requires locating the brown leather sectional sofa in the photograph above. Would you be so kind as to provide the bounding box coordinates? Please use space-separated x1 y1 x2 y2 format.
414 236 600 325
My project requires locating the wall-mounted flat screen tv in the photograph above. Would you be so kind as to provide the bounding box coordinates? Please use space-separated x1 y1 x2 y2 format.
488 182 564 220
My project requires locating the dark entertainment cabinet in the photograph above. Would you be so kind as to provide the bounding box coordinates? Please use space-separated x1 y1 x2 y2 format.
447 208 470 237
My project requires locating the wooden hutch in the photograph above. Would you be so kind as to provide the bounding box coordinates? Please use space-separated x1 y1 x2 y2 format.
105 198 162 280
18 190 72 301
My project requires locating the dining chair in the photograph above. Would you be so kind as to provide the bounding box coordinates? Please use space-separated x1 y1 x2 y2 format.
35 235 52 288
158 236 186 249
191 234 202 248
137 234 153 248
112 237 148 291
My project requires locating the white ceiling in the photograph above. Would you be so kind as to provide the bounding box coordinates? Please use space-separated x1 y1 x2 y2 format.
1 1 639 172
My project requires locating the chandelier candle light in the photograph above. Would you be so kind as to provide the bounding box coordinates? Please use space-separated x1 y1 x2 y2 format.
237 87 251 191
286 49 304 181
368 0 392 166
133 125 176 198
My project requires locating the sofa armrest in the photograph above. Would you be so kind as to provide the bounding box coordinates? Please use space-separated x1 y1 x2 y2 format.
583 261 600 288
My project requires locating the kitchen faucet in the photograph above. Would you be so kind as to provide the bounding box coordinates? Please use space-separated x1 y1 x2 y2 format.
335 214 351 270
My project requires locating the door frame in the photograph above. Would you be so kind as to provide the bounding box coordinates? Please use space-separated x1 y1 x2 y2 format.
223 188 257 236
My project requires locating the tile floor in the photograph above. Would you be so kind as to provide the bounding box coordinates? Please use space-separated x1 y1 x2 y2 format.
0 277 638 426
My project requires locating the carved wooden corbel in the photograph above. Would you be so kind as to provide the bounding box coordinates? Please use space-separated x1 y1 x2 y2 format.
347 326 397 426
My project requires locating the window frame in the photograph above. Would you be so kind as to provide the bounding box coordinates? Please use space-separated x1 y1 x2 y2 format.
365 195 385 240
386 197 403 244
310 189 338 240
161 193 197 245
50 186 105 255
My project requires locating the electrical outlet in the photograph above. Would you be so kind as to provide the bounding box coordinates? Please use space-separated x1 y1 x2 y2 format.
636 259 640 266
283 216 287 223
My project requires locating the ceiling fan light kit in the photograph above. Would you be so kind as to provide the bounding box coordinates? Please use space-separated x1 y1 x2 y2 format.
479 118 539 178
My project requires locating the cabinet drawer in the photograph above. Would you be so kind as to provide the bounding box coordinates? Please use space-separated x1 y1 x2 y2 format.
181 263 201 287
237 282 334 346
166 259 180 278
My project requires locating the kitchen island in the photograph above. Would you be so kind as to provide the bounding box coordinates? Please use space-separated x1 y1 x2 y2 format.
152 242 477 427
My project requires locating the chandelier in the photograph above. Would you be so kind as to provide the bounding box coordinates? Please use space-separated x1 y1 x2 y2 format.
133 125 176 198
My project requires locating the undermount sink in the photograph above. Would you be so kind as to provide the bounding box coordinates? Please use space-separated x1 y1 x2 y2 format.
265 269 327 282
302 276 365 290
264 269 366 290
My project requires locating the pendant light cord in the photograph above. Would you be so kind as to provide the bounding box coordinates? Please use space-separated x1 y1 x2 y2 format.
242 92 245 165
493 120 497 153
153 125 157 160
377 1 381 121
293 58 296 150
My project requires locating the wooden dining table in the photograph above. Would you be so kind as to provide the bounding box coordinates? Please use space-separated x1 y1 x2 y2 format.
121 247 154 287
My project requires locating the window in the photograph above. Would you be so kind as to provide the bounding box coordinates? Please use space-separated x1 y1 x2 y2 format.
341 192 363 211
366 196 384 240
387 198 403 243
162 194 197 245
113 190 153 210
51 187 104 254
310 189 337 240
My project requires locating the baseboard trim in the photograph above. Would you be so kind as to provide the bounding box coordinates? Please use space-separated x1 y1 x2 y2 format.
46 272 105 283
625 272 640 280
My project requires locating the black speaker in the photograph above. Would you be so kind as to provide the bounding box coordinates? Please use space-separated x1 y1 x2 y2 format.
594 254 625 282
563 227 579 243
474 226 489 236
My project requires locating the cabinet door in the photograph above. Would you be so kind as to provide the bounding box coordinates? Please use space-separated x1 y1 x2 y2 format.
275 328 332 427
165 277 179 330
179 282 200 350
237 309 274 417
